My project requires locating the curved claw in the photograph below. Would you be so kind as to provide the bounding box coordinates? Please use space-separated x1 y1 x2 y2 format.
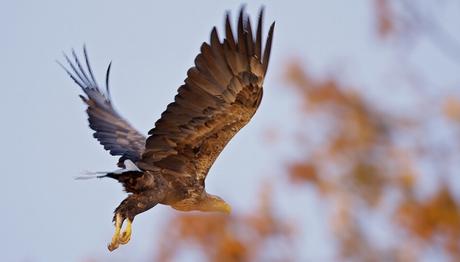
107 213 122 251
118 219 132 245
108 240 120 252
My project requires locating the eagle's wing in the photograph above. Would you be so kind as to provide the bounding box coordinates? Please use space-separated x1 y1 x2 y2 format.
138 8 274 179
60 48 146 168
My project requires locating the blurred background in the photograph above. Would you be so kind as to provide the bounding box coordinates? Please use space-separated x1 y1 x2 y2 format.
1 0 460 261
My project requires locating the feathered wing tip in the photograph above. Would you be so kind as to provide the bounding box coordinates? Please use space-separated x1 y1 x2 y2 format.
105 61 112 102
263 21 275 75
237 6 248 58
255 7 264 59
225 11 236 50
224 6 275 74
57 45 113 105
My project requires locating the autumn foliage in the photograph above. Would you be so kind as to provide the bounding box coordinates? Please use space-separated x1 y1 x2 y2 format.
286 60 460 260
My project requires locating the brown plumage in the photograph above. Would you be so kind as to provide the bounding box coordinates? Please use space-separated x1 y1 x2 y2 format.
60 7 274 251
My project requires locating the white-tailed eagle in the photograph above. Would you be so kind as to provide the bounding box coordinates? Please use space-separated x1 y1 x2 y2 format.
60 7 274 251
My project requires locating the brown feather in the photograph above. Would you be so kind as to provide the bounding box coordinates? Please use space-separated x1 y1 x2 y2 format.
61 47 146 168
225 13 237 50
140 8 275 181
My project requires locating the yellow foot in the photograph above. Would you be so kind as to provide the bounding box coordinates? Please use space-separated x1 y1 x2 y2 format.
118 219 132 245
107 213 122 252
107 214 133 251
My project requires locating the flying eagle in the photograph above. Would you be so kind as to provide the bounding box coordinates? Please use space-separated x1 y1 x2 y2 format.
60 7 274 251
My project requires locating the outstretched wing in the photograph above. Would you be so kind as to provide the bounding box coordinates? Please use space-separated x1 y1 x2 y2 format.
60 47 146 168
138 8 274 179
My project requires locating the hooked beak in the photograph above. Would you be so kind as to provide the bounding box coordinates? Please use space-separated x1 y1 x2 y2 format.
222 203 232 214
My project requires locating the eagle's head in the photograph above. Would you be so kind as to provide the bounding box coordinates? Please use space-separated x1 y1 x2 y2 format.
198 193 232 214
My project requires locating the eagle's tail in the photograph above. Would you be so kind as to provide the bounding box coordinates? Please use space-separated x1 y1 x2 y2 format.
75 160 142 180
74 171 111 180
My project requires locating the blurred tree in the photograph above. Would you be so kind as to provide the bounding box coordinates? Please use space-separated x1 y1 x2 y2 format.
285 60 460 260
282 1 460 260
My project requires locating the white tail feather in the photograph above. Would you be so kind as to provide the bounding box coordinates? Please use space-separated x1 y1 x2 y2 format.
74 170 108 180
74 160 141 180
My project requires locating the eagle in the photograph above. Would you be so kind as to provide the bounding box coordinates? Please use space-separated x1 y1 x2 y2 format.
60 7 274 251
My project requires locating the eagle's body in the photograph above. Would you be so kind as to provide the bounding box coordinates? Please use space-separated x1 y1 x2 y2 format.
60 7 274 251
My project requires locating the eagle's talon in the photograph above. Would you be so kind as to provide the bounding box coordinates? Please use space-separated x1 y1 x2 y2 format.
118 232 131 245
118 219 132 245
107 213 123 252
108 241 120 251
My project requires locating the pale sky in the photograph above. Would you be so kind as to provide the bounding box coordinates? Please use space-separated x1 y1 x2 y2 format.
1 1 458 261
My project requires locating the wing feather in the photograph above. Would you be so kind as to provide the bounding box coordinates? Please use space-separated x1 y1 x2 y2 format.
255 8 264 59
138 8 274 178
60 47 146 167
225 13 237 50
